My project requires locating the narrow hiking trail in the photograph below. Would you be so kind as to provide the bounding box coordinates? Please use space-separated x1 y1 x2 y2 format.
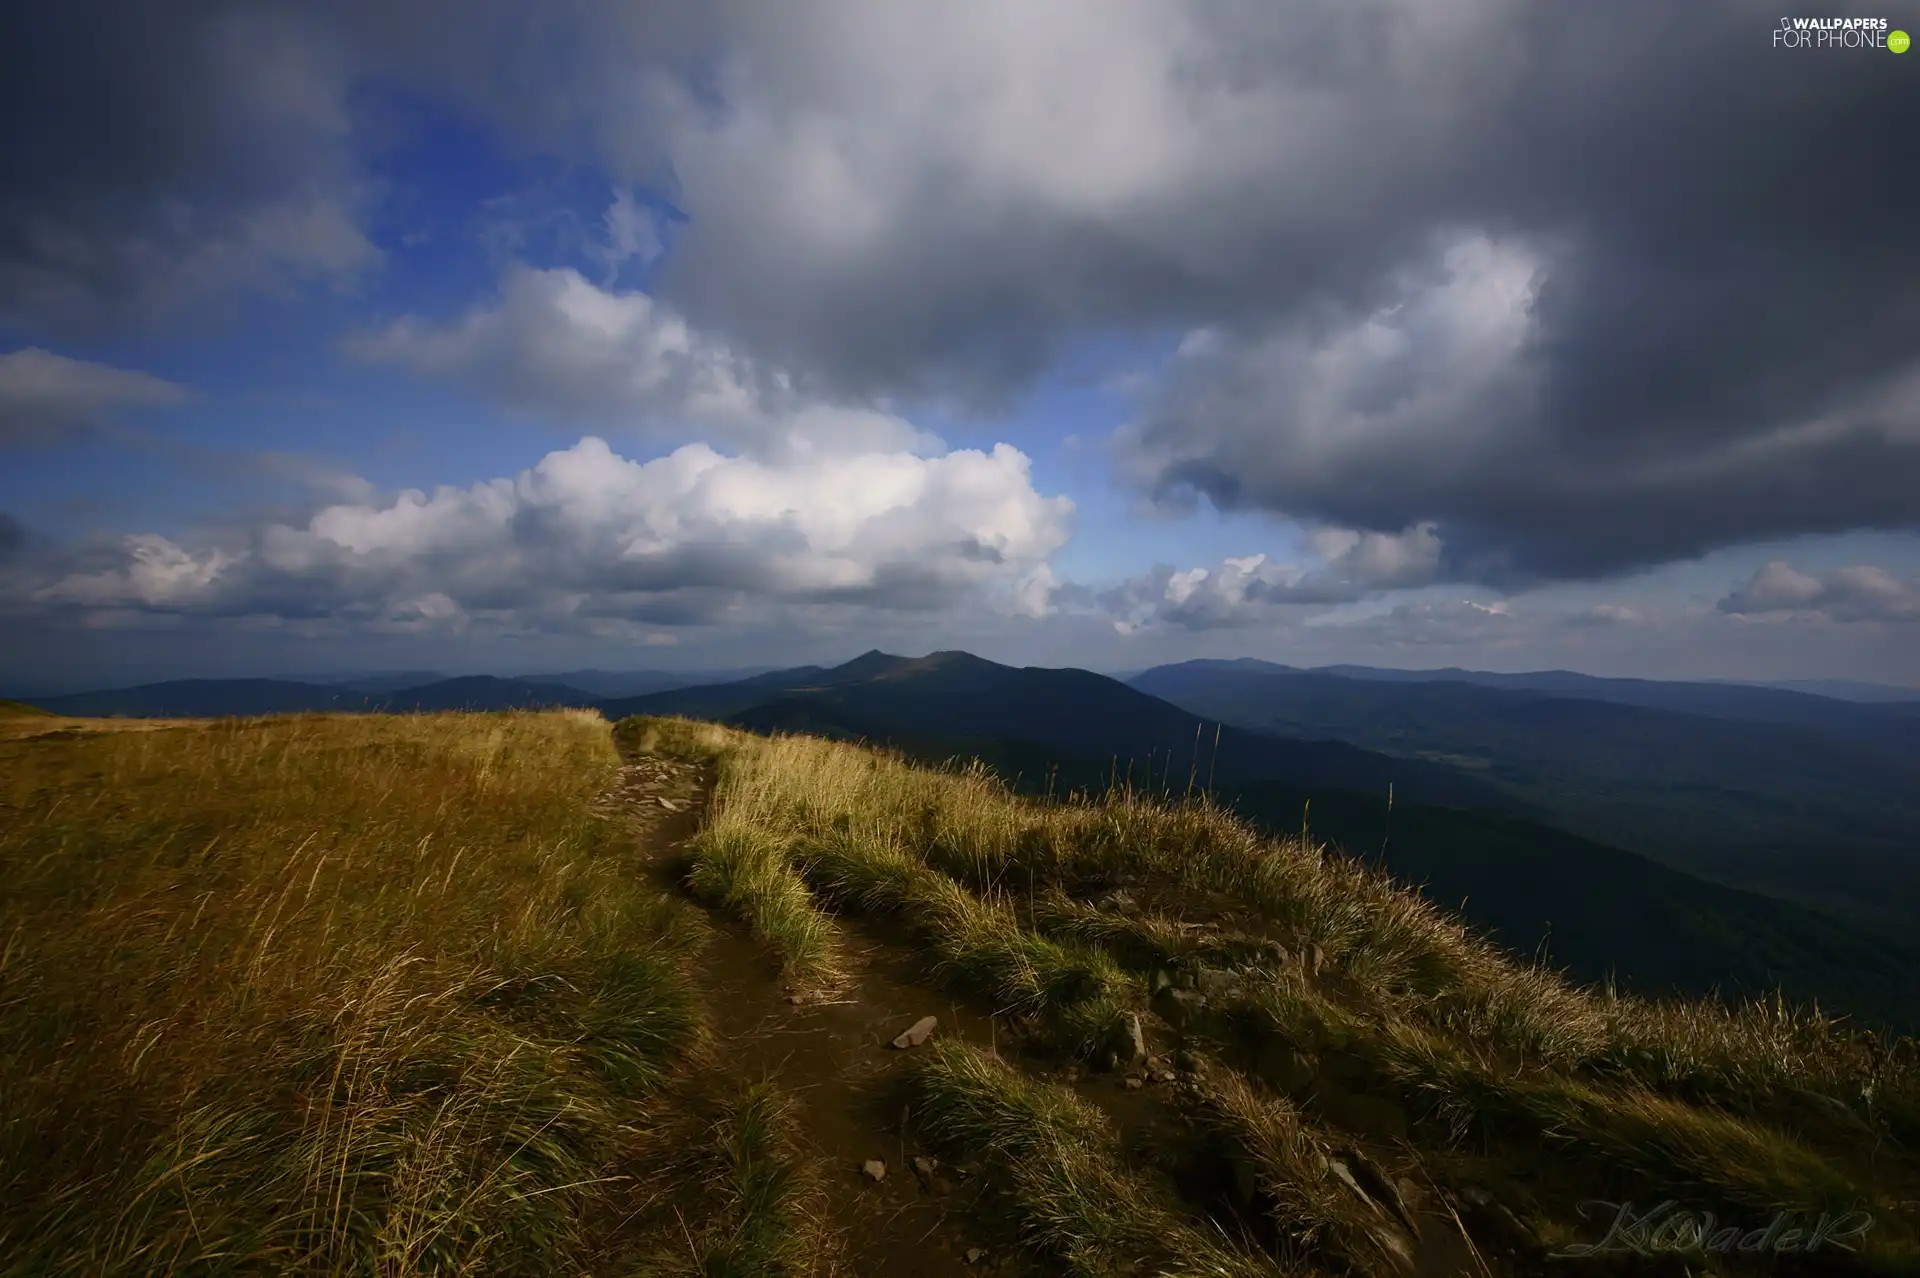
606 746 1490 1278
606 749 1017 1277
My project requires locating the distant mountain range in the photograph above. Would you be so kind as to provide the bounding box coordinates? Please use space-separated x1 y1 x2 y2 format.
1727 677 1920 704
601 650 1508 808
1127 659 1920 942
15 650 1920 1028
19 669 769 715
600 651 1920 1029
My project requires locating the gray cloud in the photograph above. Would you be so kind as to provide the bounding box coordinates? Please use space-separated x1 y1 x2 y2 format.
437 0 1920 580
1720 561 1920 624
1118 237 1920 582
0 2 379 332
1092 524 1443 632
633 0 1920 579
346 264 937 458
6 0 1917 585
0 348 191 445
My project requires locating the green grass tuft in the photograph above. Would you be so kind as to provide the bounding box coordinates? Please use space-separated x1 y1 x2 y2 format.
906 1040 1286 1277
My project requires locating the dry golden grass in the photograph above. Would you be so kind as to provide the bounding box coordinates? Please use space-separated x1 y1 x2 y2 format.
0 710 755 1276
17 703 1908 1275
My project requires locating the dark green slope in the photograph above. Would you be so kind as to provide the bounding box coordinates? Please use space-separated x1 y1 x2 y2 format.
1225 779 1920 1034
857 732 1920 1034
1128 660 1920 936
618 650 1510 809
638 655 1920 1030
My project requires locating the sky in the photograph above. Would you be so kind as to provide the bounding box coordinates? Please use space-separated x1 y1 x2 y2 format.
2 1 1918 693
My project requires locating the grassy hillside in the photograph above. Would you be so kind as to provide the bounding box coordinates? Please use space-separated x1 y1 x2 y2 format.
1224 780 1920 1033
782 729 1920 1032
0 710 829 1276
633 715 1919 1274
8 705 1916 1275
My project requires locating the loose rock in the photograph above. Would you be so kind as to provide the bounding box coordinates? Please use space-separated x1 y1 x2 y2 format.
965 1248 985 1264
1110 1011 1148 1068
862 1159 887 1182
1342 1144 1418 1234
1151 985 1207 1030
892 1015 939 1049
1195 966 1244 1000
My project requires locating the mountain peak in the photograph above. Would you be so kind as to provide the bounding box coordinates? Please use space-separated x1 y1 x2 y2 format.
827 649 911 679
903 650 999 673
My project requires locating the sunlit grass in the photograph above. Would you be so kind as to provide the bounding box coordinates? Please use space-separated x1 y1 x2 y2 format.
0 710 711 1275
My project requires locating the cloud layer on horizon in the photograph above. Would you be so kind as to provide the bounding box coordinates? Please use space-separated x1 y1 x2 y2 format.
1721 561 1920 625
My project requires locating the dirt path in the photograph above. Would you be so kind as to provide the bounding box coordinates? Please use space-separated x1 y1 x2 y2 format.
608 751 1020 1276
608 749 1488 1278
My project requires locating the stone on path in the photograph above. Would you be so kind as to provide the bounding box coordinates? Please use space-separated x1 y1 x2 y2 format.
1151 986 1206 1031
862 1158 887 1182
1109 1011 1148 1067
892 1015 938 1049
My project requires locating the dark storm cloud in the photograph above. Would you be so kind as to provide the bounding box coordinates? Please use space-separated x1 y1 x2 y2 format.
0 1 382 332
5 0 1916 585
388 0 1920 582
1094 3 1920 579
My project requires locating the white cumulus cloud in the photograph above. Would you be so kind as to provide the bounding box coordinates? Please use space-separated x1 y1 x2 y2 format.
32 436 1073 633
1720 561 1920 623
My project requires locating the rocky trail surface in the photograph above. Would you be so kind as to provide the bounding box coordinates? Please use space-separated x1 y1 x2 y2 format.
606 751 1015 1276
